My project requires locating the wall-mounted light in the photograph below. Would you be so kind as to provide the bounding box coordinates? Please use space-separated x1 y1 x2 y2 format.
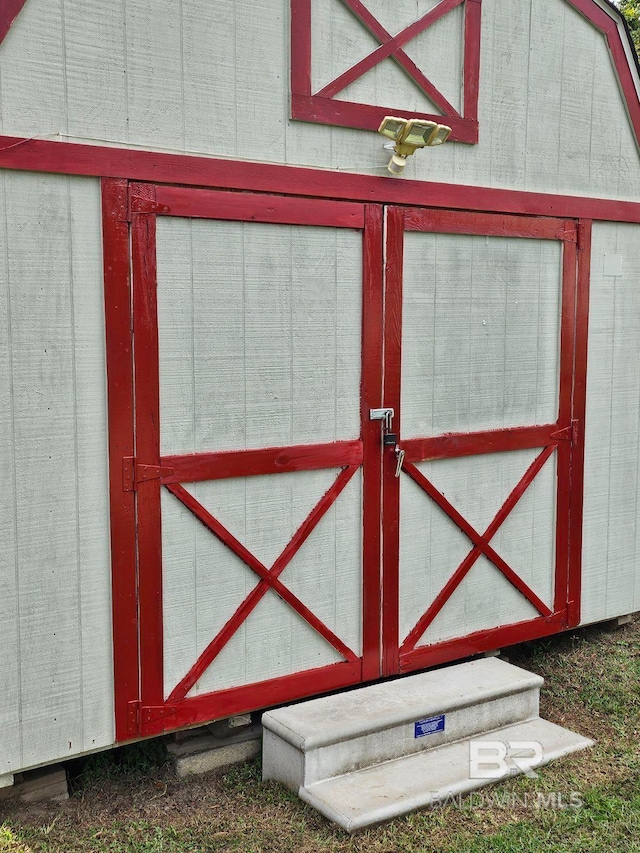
378 116 452 176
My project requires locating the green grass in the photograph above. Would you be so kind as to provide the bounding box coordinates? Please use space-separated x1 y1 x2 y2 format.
2 618 639 852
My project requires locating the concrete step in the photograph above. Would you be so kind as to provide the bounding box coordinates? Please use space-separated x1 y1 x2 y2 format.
300 717 593 833
262 658 543 790
261 658 593 831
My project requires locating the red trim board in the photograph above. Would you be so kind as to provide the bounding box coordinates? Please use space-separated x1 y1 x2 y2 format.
0 136 640 223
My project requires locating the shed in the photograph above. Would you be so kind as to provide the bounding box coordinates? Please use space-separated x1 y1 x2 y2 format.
1 0 640 781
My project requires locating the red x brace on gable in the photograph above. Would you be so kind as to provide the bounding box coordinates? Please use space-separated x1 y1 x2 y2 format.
291 0 482 143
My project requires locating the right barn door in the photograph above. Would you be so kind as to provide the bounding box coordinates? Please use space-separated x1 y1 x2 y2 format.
383 208 587 676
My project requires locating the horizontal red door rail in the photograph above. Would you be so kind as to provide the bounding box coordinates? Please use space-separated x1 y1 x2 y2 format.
133 185 365 229
161 440 363 484
402 208 570 239
399 613 566 673
140 659 362 735
402 424 559 463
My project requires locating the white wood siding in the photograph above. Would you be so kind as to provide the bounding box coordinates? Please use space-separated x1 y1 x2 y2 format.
0 173 113 775
581 223 640 624
156 219 362 455
0 0 638 198
156 218 363 696
402 232 561 438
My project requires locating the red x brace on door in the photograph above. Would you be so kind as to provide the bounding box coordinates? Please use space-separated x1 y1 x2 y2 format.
161 462 361 706
399 446 556 655
291 0 481 142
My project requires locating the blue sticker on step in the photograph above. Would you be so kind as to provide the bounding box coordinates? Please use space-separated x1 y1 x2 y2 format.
414 714 445 738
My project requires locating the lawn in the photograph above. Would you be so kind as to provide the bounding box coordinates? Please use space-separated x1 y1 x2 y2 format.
1 618 639 852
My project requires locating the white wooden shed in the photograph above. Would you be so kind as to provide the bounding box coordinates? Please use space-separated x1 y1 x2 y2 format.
1 0 640 781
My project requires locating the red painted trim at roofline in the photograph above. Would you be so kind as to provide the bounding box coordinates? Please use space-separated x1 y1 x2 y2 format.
564 0 640 147
0 136 639 222
0 0 28 44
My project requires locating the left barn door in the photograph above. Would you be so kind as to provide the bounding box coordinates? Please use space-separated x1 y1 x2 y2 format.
116 184 383 738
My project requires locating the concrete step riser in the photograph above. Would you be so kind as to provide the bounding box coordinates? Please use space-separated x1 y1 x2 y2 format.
265 685 539 789
262 659 593 832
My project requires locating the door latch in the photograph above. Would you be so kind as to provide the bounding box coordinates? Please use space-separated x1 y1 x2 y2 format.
369 408 394 430
370 407 397 446
395 446 405 478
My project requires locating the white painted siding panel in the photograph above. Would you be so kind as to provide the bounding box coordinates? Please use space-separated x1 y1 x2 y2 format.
63 0 128 141
581 223 640 624
156 219 362 454
0 175 21 776
0 0 67 137
182 0 236 157
0 174 113 774
401 232 561 438
0 0 638 198
125 0 185 150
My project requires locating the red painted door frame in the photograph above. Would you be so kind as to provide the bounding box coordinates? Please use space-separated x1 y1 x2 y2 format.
103 178 590 741
381 207 591 676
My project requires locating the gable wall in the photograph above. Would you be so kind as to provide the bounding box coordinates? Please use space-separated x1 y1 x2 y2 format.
0 0 638 199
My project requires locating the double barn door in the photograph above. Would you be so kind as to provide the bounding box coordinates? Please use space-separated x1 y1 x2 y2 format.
108 183 589 738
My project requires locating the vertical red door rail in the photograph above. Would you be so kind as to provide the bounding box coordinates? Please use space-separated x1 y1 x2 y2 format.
105 180 385 738
102 178 138 742
381 207 591 676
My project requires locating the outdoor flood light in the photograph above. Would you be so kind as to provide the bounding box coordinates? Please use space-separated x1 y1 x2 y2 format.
378 116 452 176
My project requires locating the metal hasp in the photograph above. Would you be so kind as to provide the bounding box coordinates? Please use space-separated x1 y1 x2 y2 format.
369 407 394 429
